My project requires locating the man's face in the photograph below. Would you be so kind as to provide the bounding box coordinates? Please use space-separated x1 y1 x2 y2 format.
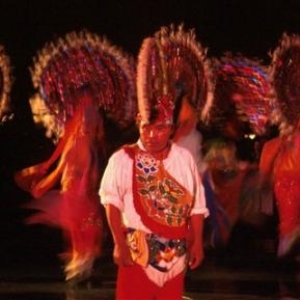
139 121 173 153
209 147 237 174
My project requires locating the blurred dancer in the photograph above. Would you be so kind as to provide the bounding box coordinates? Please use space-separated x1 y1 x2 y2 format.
14 30 137 281
172 96 207 175
202 138 257 248
15 90 104 280
259 32 300 259
203 54 274 250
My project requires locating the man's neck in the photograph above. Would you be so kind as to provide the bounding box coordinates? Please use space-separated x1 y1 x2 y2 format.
138 140 171 160
151 144 171 160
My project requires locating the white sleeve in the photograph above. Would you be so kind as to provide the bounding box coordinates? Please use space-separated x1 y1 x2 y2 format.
189 150 209 217
99 150 128 211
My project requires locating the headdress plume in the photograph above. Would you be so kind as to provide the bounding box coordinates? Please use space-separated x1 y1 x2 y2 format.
136 24 213 125
210 53 273 136
0 45 13 123
30 29 137 140
269 32 300 135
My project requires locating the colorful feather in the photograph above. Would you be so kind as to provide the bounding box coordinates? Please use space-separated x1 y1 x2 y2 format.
136 24 213 125
269 32 300 135
0 45 13 123
30 29 137 139
210 53 273 136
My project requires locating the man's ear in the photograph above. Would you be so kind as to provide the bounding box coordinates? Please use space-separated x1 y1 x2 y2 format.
135 113 142 126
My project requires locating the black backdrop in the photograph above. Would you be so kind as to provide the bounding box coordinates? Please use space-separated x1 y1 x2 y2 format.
0 0 299 277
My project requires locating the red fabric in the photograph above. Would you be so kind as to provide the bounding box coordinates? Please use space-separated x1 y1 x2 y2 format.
271 134 300 238
15 98 104 275
214 169 247 227
274 172 300 237
116 264 184 300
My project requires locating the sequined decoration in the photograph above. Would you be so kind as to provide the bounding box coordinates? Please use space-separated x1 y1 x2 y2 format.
30 30 137 138
270 32 300 130
0 45 13 123
210 54 274 135
137 24 213 125
81 212 103 231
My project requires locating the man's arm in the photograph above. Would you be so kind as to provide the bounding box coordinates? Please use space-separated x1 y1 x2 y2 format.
105 204 134 266
188 213 205 270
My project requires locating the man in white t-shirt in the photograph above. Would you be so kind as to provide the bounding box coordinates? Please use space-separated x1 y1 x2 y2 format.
99 95 208 299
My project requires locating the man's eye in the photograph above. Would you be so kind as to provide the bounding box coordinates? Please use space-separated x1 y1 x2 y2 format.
157 126 169 131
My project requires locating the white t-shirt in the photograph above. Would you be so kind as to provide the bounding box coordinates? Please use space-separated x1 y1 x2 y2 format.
99 140 208 233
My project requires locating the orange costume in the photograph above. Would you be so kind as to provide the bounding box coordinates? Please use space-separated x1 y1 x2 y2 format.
260 133 300 257
14 30 137 281
260 32 300 258
15 94 104 280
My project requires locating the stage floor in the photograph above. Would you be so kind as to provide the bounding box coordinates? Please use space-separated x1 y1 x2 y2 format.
0 252 299 300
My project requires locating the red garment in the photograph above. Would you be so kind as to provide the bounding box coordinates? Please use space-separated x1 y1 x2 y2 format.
212 168 249 244
116 264 184 300
274 172 300 237
272 134 300 238
14 96 104 279
260 134 300 256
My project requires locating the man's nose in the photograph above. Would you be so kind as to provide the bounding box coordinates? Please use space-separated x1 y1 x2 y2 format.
149 130 155 137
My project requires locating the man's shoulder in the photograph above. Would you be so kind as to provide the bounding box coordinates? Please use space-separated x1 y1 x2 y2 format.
110 143 136 160
171 142 194 158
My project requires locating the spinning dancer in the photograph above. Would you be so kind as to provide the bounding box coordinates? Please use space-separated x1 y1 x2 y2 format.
203 54 273 248
15 30 137 280
170 35 213 176
260 33 300 259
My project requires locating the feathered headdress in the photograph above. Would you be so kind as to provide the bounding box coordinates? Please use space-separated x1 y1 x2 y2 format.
136 24 213 125
30 29 137 140
210 53 273 136
0 45 13 123
269 32 300 135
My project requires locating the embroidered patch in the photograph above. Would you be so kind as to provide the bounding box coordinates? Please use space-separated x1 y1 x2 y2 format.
135 152 191 227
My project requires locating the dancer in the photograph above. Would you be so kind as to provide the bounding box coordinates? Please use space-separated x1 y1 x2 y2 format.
18 90 105 279
14 30 137 281
171 42 213 176
100 25 209 299
172 94 209 176
259 33 300 259
203 54 274 249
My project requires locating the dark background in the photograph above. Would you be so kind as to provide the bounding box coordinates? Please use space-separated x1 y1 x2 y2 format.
2 0 300 115
0 0 300 278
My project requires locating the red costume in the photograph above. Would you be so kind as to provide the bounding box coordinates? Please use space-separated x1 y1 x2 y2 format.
260 32 300 258
14 30 137 280
260 133 300 257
